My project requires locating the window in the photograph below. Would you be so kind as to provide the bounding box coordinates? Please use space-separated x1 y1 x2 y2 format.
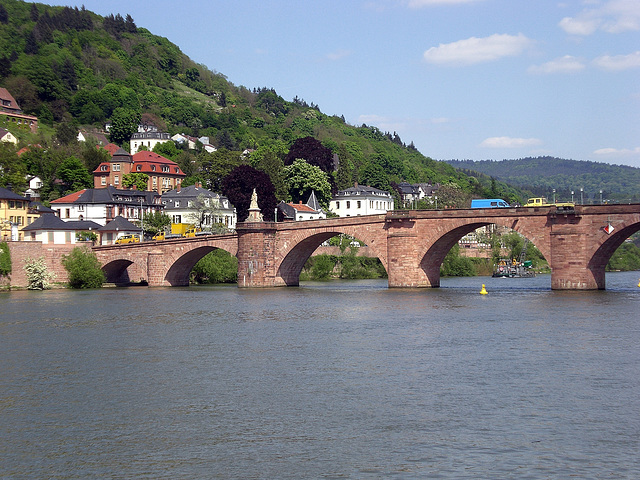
357 201 361 209
346 201 351 209
151 165 156 171
137 165 142 171
152 176 157 185
113 164 121 171
101 165 108 171
173 215 181 223
78 204 84 211
65 232 71 243
336 201 340 209
162 166 169 172
175 201 180 207
65 208 70 218
48 232 54 243
114 175 119 185
101 176 106 185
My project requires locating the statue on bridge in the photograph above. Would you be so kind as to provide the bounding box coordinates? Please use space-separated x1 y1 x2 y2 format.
246 188 263 222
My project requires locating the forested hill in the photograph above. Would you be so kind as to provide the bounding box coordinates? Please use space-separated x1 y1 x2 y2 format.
0 0 522 211
446 157 640 204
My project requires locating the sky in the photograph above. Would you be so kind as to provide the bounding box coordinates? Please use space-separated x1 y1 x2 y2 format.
42 0 640 168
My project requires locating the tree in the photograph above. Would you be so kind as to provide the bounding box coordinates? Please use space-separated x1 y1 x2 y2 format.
122 172 149 191
0 242 11 276
57 156 92 193
184 193 222 230
80 142 111 172
250 145 288 200
359 161 391 193
142 210 171 236
24 257 55 290
222 165 277 222
109 107 141 145
0 4 9 24
0 144 28 191
200 149 243 193
55 122 78 145
62 247 105 288
284 136 334 172
283 158 332 209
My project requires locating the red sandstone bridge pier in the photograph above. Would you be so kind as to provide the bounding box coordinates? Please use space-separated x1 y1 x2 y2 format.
7 203 640 290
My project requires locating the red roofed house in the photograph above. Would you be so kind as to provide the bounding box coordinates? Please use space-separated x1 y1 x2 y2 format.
0 87 38 133
277 191 326 221
93 145 185 194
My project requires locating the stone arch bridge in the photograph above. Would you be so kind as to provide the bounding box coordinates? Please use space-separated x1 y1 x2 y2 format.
90 204 640 290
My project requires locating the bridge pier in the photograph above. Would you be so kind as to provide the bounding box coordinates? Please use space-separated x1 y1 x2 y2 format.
236 223 280 288
549 226 605 290
386 216 433 287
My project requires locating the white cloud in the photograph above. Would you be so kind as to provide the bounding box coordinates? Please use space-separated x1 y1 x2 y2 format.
593 51 640 70
527 55 586 74
480 137 542 148
325 49 352 61
559 0 640 35
423 33 533 66
593 146 640 156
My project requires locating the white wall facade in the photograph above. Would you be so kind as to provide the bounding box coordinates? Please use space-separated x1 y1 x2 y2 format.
330 193 394 217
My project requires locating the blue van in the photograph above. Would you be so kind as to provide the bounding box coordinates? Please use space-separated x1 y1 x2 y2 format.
470 199 510 208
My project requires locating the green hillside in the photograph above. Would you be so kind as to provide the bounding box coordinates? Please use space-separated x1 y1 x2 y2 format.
0 0 530 211
447 157 640 204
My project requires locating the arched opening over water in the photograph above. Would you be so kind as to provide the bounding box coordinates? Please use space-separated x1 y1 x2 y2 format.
420 222 550 287
165 245 237 286
277 231 387 286
102 259 135 285
588 220 640 288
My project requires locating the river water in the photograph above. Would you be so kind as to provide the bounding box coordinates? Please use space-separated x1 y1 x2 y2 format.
1 272 639 479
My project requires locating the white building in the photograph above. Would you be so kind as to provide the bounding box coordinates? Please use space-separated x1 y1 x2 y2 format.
22 214 101 244
130 131 171 154
277 191 326 221
330 184 394 217
162 183 237 231
50 186 163 226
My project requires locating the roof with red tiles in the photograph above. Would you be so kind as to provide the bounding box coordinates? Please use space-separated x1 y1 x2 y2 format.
287 202 317 212
101 143 120 155
50 189 88 204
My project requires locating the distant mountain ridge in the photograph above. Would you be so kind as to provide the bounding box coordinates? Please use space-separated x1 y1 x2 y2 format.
445 157 640 203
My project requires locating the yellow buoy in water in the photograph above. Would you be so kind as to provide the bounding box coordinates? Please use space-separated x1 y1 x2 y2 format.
637 278 640 288
480 284 488 295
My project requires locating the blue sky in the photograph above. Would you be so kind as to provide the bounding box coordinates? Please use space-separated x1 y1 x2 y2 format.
44 0 640 167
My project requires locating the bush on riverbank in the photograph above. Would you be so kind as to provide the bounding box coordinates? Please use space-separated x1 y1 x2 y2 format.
24 257 56 290
0 242 11 276
62 247 105 289
301 252 387 281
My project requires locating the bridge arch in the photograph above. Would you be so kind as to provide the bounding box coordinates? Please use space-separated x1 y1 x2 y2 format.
276 224 388 286
415 216 551 287
164 246 232 286
102 259 135 284
586 218 640 287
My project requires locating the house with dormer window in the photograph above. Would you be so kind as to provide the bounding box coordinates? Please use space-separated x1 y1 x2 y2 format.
51 186 163 226
330 183 394 217
93 145 185 194
162 183 237 231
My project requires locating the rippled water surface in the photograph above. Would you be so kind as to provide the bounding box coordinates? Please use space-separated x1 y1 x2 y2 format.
1 273 639 479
